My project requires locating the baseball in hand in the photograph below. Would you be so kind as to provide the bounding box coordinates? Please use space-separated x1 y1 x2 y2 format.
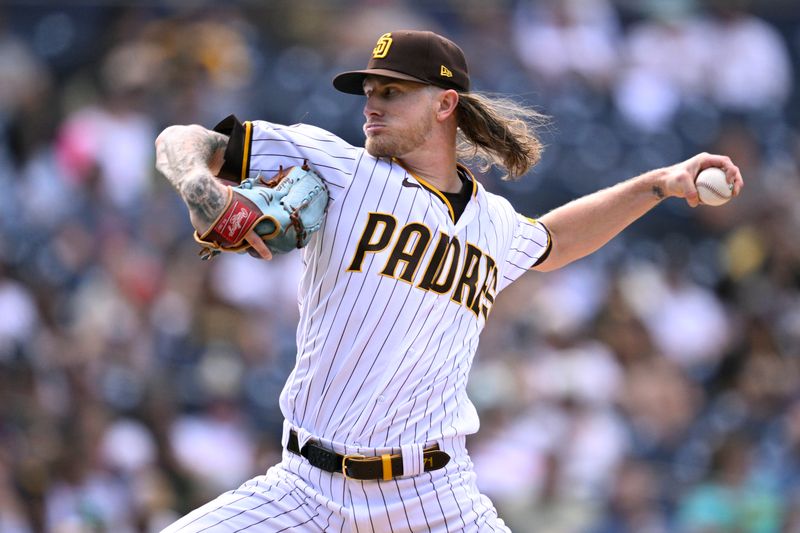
695 167 734 206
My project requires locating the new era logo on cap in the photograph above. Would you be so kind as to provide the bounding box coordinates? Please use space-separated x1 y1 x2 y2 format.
333 30 470 95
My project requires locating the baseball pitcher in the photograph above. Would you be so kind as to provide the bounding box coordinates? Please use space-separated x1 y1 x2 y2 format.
155 30 743 532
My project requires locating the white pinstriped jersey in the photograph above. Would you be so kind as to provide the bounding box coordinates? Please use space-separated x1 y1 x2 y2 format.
219 116 551 450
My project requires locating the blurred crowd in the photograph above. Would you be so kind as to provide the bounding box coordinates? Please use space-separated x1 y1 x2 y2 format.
0 0 799 531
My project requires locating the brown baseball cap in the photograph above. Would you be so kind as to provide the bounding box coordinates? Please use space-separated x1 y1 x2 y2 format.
333 30 470 95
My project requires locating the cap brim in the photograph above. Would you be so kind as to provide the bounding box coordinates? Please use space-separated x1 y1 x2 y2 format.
332 69 428 95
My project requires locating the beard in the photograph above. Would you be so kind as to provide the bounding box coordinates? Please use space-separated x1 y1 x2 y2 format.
365 111 434 158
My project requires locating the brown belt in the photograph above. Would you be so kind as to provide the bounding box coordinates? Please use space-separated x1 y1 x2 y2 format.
286 430 450 481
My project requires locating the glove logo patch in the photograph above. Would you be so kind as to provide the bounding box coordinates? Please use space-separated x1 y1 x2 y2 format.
214 199 258 245
227 207 249 237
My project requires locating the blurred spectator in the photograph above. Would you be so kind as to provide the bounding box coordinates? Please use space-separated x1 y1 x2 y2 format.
590 459 669 533
764 398 800 494
0 451 31 533
0 14 54 168
620 355 704 464
613 0 712 131
705 0 793 113
55 46 157 211
511 0 622 89
676 433 784 533
619 260 731 376
168 402 256 496
0 271 39 360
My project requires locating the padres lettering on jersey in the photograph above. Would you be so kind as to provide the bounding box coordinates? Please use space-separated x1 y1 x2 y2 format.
346 213 499 320
213 115 551 448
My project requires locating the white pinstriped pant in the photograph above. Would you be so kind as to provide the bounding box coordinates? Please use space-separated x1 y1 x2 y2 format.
161 434 510 532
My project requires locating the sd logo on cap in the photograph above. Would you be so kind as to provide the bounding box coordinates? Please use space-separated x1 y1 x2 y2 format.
333 30 470 95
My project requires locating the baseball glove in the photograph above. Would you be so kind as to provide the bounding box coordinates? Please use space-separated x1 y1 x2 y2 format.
194 163 329 260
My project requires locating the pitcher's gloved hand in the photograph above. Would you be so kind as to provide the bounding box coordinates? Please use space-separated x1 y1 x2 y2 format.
194 163 329 260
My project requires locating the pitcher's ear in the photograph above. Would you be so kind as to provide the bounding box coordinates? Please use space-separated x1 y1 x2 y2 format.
436 89 459 121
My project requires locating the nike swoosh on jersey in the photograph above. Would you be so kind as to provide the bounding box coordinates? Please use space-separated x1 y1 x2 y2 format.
402 177 421 189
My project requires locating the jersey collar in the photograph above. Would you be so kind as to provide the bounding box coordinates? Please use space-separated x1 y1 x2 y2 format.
392 158 477 223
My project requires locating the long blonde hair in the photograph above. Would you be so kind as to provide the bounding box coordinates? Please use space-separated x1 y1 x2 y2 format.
456 92 548 181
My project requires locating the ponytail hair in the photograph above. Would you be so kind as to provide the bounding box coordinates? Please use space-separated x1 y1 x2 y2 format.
456 92 548 180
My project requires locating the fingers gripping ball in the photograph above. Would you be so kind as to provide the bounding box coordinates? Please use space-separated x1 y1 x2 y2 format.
194 163 329 259
695 167 734 207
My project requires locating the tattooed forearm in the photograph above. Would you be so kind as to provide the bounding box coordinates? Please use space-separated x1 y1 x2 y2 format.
652 185 665 200
181 171 228 226
155 125 230 227
155 125 228 185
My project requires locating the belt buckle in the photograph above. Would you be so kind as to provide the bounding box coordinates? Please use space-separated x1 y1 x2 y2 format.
341 453 366 480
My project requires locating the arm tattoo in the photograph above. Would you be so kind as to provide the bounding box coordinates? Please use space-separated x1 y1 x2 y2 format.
156 127 230 225
181 171 228 225
652 185 665 200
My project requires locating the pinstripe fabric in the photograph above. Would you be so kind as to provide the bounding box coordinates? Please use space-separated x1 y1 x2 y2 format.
164 119 547 530
161 457 349 532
